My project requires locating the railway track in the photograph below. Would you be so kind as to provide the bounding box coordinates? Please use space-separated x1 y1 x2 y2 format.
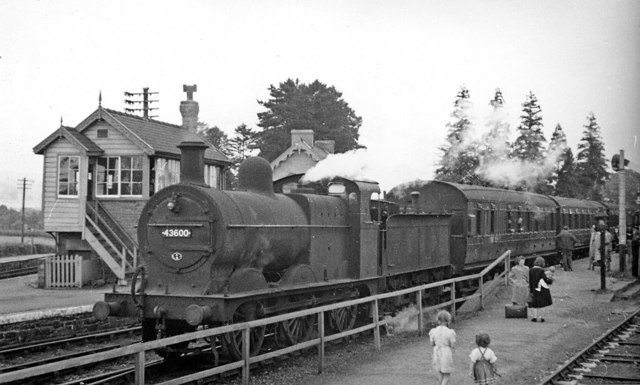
0 266 38 279
0 326 141 359
541 307 640 385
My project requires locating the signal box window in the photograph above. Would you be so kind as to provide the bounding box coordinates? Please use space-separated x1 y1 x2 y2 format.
58 156 80 197
96 156 143 197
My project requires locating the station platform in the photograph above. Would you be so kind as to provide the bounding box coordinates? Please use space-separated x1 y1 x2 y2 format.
0 273 113 325
0 253 51 264
299 256 640 385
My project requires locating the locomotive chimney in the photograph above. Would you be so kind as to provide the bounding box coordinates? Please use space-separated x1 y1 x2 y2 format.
178 141 208 185
411 191 420 213
180 84 199 133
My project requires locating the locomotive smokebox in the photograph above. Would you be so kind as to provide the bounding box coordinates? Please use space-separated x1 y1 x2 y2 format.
177 140 209 186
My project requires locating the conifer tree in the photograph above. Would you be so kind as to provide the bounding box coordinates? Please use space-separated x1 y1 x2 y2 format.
556 147 578 197
480 88 511 166
547 123 568 195
228 124 257 164
575 112 609 200
511 91 546 162
435 86 481 184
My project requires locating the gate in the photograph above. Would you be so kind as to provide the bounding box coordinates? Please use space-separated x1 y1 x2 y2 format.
45 254 83 288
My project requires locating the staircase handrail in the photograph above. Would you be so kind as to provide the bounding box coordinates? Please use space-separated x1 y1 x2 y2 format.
85 201 137 262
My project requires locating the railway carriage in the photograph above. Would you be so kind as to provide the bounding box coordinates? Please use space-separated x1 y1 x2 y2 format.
550 196 607 258
387 181 559 272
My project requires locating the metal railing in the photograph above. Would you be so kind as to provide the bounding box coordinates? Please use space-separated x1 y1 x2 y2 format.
0 250 512 385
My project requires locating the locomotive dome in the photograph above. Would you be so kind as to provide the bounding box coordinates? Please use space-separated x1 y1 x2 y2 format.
238 156 274 195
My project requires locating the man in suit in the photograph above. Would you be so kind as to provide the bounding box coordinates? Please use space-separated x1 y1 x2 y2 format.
556 226 578 271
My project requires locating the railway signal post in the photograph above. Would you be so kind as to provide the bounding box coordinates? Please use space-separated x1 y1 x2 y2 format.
612 150 629 275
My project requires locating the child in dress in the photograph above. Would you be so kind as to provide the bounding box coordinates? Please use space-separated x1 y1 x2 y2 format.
428 310 456 385
469 333 498 384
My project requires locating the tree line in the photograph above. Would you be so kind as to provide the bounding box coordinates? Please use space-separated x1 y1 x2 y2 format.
0 205 43 231
199 78 624 201
435 86 612 200
197 79 364 188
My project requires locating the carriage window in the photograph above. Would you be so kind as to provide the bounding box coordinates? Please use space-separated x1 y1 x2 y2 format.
507 211 514 233
490 210 495 234
476 210 482 235
516 212 524 232
468 214 477 236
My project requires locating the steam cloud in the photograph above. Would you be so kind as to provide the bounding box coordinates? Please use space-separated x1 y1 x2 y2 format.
303 96 563 193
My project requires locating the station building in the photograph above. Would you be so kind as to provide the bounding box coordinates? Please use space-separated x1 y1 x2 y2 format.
33 86 231 283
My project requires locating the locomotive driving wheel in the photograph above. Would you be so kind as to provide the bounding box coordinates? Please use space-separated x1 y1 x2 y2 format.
278 314 315 345
222 302 265 360
328 305 358 333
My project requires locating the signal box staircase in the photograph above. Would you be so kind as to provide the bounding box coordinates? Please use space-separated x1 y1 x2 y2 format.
84 201 138 283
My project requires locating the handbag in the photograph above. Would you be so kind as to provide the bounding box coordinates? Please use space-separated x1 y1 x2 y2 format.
527 292 534 305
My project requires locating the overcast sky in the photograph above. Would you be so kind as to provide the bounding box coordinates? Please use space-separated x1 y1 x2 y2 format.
1 0 639 209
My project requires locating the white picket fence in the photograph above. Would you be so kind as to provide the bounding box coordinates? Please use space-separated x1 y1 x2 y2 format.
45 254 83 288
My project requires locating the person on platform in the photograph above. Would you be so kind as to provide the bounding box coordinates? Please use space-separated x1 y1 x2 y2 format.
508 256 529 305
529 256 553 322
556 226 578 271
469 333 499 385
429 310 456 385
592 220 613 271
589 225 598 270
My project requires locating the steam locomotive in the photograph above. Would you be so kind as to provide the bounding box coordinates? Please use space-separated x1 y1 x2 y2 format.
92 140 614 358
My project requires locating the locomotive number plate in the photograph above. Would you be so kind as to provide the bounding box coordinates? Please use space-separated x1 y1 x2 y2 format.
161 228 192 238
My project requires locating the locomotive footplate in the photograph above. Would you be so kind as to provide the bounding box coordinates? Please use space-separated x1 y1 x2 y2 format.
96 279 365 326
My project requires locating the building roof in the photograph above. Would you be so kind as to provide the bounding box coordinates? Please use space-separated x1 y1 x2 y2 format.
270 138 330 172
33 125 104 156
34 107 232 166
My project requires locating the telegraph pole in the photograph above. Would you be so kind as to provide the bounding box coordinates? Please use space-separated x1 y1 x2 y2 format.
124 87 159 119
17 178 33 244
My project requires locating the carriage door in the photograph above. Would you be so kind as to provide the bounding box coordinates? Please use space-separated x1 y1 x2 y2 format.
449 209 467 272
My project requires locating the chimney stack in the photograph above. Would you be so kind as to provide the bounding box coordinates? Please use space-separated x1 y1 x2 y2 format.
178 141 208 185
180 84 199 133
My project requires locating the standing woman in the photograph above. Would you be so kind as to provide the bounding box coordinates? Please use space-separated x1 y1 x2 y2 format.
529 256 553 322
508 256 529 305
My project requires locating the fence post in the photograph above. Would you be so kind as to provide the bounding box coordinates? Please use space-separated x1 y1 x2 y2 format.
77 255 83 288
450 282 456 317
417 290 423 336
242 327 250 385
505 251 510 286
318 311 325 374
134 350 145 384
479 275 484 310
45 255 50 288
373 299 381 351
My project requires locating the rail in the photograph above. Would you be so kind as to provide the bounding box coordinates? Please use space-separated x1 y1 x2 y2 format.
0 250 512 385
